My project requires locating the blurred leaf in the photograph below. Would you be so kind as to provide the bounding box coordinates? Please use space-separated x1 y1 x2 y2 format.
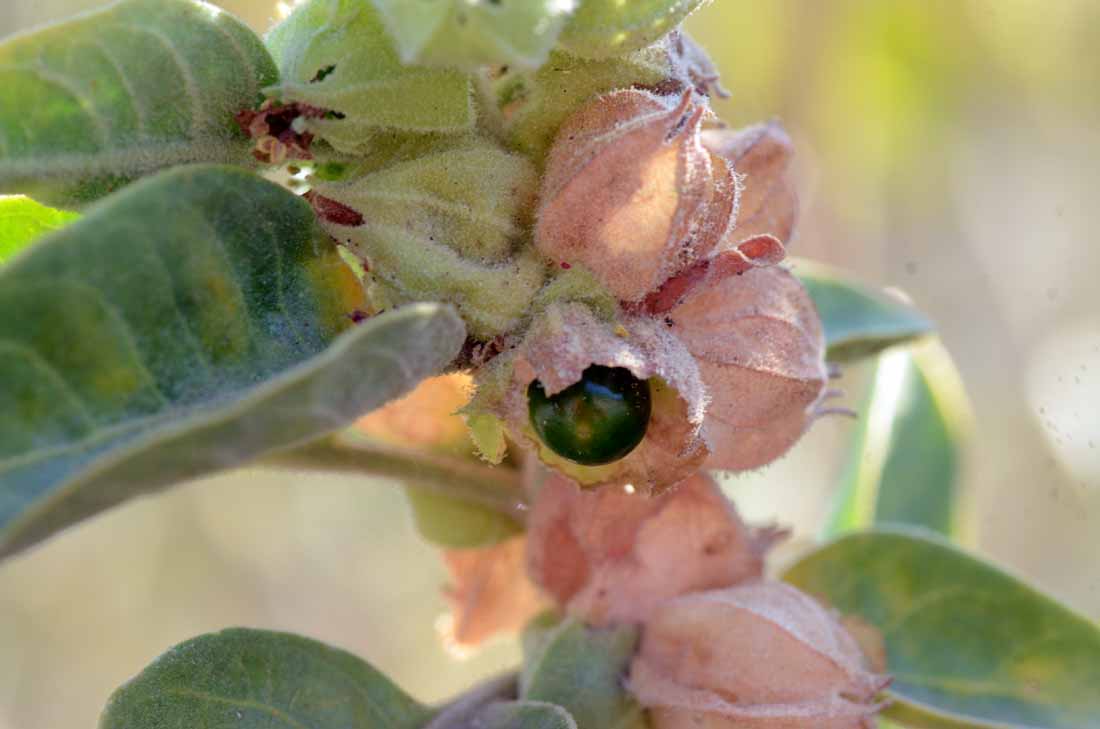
794 258 933 362
0 165 466 560
521 616 644 729
824 340 971 539
370 0 571 71
99 628 434 729
478 701 579 729
406 488 522 549
785 528 1100 729
265 0 473 154
0 195 78 264
559 0 705 59
0 0 277 207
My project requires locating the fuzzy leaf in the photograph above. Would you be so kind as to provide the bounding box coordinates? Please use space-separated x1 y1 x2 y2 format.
478 701 579 729
0 0 277 207
559 0 706 59
0 195 78 264
521 616 645 729
785 528 1100 729
825 341 972 539
481 47 673 160
407 489 521 549
794 258 933 362
371 0 572 71
265 0 473 154
0 165 465 561
99 628 434 729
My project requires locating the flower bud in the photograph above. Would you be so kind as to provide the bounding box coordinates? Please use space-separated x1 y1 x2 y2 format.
311 137 546 339
666 263 828 471
264 0 474 155
629 581 888 729
536 90 736 302
527 473 784 626
474 302 708 491
702 122 798 246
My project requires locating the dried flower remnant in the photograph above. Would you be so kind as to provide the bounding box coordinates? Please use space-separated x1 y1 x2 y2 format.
235 100 327 164
440 536 546 652
526 473 784 626
630 581 888 729
535 89 736 302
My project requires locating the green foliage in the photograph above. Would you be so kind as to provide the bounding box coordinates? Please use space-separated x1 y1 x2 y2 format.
0 165 466 560
795 258 933 362
265 0 474 154
480 47 672 160
785 529 1100 729
559 0 705 59
825 341 971 539
99 628 435 729
370 0 572 71
312 137 546 339
0 0 277 207
477 701 578 729
521 616 645 729
0 195 78 264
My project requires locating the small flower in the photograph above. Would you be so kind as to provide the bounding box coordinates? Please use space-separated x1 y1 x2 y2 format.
629 581 889 729
526 472 785 627
535 89 736 302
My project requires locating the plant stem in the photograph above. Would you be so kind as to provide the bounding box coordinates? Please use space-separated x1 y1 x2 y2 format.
425 672 518 729
265 435 529 523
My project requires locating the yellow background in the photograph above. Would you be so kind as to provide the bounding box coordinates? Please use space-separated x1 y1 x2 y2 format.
1 2 1098 727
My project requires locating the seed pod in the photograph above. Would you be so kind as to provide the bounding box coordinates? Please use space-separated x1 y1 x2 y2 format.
311 137 546 339
630 581 889 729
536 90 736 303
476 302 708 491
702 121 798 246
667 263 828 471
526 473 784 626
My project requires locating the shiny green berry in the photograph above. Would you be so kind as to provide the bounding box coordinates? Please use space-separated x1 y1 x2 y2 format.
527 365 652 466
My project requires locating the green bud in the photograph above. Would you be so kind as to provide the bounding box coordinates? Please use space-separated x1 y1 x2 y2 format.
559 0 707 59
479 46 673 160
370 0 572 72
312 137 546 339
265 0 474 154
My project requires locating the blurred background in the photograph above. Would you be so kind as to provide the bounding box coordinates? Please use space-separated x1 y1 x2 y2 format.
2 1 1099 727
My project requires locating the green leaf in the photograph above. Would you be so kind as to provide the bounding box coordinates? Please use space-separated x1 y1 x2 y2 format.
405 488 522 549
481 47 672 160
0 195 78 264
559 0 705 59
370 0 572 71
824 340 972 539
265 0 474 154
784 528 1100 729
521 616 645 729
478 701 579 729
0 0 277 207
794 258 933 362
0 165 466 561
99 628 434 729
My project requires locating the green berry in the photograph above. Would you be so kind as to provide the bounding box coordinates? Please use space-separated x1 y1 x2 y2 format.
527 365 651 466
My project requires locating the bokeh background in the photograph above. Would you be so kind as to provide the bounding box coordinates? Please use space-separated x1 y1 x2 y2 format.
2 1 1099 727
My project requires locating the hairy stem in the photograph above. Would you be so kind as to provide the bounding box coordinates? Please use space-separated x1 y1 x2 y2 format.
265 434 530 523
425 672 519 729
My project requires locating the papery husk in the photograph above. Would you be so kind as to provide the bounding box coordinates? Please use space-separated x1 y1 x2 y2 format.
667 265 828 471
526 472 785 626
441 536 546 651
703 121 798 247
630 581 889 729
489 302 709 492
536 90 735 302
